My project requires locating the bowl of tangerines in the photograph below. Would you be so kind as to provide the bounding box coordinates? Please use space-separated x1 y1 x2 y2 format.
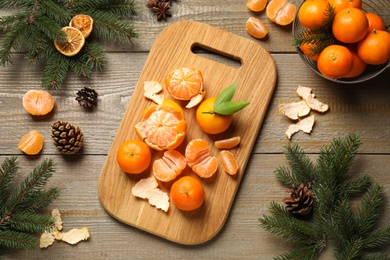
293 0 390 83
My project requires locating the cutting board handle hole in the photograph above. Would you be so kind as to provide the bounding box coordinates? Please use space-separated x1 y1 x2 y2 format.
191 43 242 69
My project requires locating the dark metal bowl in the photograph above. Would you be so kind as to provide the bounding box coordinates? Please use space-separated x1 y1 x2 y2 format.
292 0 390 84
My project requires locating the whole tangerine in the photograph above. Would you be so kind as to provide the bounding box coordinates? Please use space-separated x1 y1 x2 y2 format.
170 176 205 211
327 0 362 14
357 29 390 65
196 97 233 134
298 0 329 29
343 45 367 78
365 12 386 33
117 139 151 174
317 44 353 79
332 8 369 43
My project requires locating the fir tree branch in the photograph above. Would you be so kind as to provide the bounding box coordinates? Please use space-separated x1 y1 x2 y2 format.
341 175 372 198
0 1 31 9
275 166 299 188
0 20 29 65
336 237 363 260
25 188 60 212
0 230 38 250
363 226 390 249
38 0 72 25
8 212 55 234
41 51 70 89
3 158 56 215
70 0 138 17
283 143 316 186
0 157 18 209
355 184 383 237
362 253 390 260
275 246 321 260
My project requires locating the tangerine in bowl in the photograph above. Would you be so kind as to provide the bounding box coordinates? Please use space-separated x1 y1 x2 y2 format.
292 0 390 84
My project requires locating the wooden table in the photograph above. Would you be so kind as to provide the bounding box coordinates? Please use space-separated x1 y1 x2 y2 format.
1 0 389 259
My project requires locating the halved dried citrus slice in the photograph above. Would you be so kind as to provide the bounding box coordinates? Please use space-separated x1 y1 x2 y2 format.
54 26 85 57
153 150 187 182
165 67 204 100
23 90 55 116
185 139 218 178
69 14 94 38
135 99 187 151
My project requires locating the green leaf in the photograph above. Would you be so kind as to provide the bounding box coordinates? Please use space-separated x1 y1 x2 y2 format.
214 101 249 115
214 81 237 109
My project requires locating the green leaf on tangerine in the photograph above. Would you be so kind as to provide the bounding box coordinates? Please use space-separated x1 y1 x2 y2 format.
214 101 250 115
214 81 237 109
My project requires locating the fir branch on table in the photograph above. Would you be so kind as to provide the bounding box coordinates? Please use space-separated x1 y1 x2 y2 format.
293 3 335 57
0 0 138 89
0 157 59 256
259 133 390 259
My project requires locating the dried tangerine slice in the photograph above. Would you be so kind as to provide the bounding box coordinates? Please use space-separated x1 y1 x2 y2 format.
23 90 55 116
54 26 85 57
220 150 239 175
69 14 94 38
135 100 187 151
185 139 218 178
215 136 241 149
18 130 44 155
153 150 187 182
165 67 203 100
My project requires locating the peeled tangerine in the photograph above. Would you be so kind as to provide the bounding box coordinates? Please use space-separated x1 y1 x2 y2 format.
266 0 296 26
18 130 43 155
246 17 268 39
247 0 268 12
135 99 187 151
185 139 218 178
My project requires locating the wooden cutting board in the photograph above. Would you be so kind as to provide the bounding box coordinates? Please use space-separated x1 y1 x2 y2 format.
98 20 277 245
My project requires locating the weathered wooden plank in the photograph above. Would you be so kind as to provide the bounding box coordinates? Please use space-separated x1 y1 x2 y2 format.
1 53 389 155
3 153 389 259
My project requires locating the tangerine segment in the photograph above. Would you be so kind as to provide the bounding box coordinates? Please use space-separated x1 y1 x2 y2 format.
215 136 241 149
185 139 218 178
117 139 151 174
165 67 203 100
18 130 43 155
153 150 187 182
135 100 187 151
220 150 239 175
69 14 94 38
170 176 205 211
246 17 269 39
247 0 268 12
54 27 85 57
23 90 55 116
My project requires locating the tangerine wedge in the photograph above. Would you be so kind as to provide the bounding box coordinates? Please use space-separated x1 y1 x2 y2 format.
23 90 55 116
135 99 187 151
220 150 239 175
165 67 204 101
18 130 44 155
153 150 187 182
185 139 218 178
215 136 241 149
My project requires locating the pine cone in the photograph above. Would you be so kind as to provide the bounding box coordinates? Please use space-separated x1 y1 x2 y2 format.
75 87 98 108
283 184 314 215
51 121 84 155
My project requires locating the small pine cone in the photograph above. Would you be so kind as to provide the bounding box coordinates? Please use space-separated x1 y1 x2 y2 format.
283 184 314 215
51 120 84 155
76 87 98 108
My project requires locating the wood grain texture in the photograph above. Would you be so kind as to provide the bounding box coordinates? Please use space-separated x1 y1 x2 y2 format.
0 0 389 258
98 20 277 245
